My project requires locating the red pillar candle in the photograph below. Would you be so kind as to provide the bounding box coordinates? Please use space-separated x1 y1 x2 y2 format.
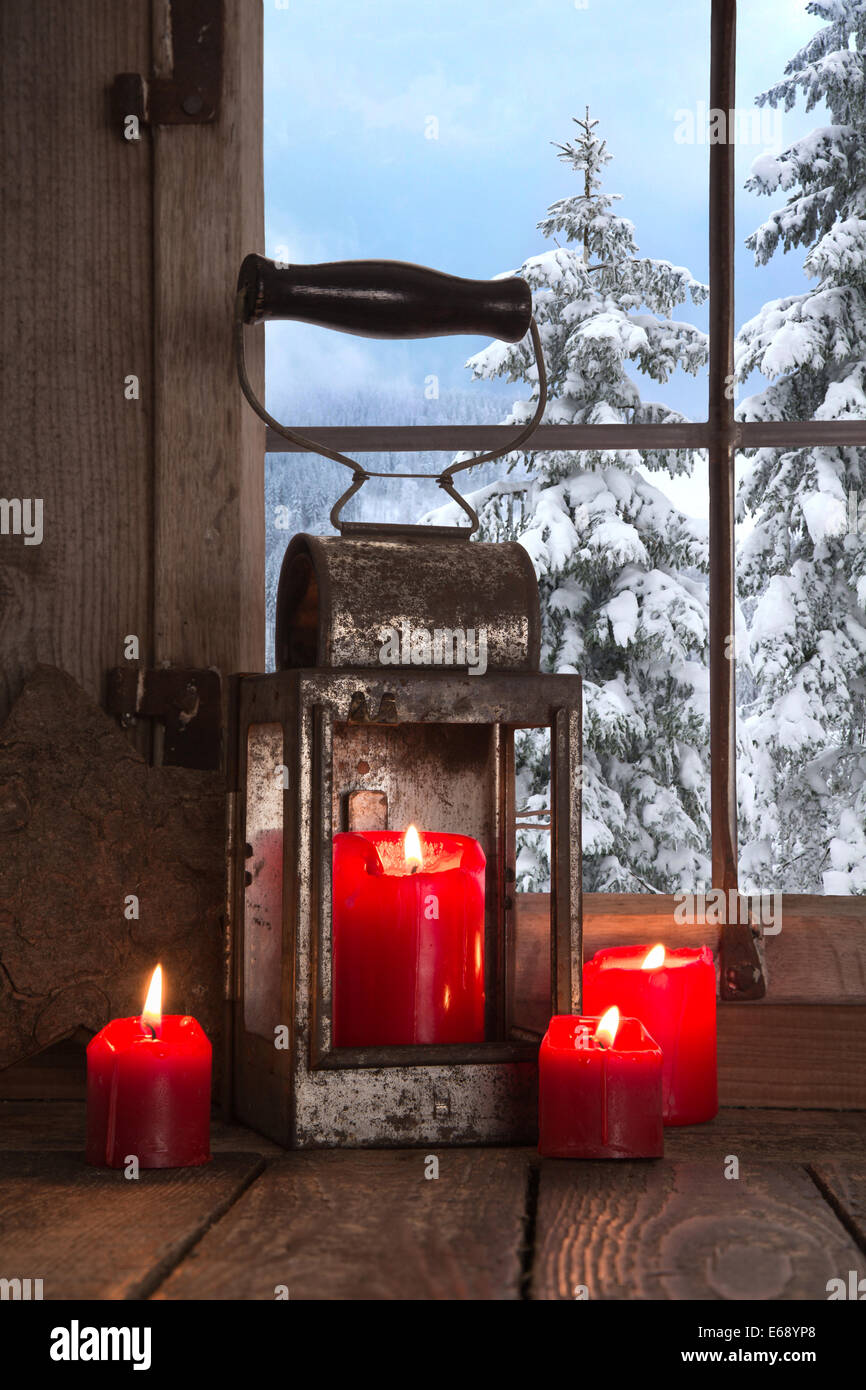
332 825 485 1046
86 966 211 1169
539 1008 664 1159
583 944 718 1125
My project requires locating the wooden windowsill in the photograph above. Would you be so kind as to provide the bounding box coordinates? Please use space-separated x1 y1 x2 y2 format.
1 1101 864 1300
514 894 866 1108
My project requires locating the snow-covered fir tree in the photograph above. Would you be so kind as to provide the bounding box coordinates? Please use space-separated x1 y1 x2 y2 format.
437 110 712 892
735 0 866 893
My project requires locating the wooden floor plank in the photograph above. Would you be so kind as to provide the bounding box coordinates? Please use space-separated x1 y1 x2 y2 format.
531 1160 866 1301
665 1108 866 1163
1 1101 862 1162
4 1102 862 1162
0 1151 264 1300
0 1101 284 1154
154 1149 531 1300
809 1163 866 1251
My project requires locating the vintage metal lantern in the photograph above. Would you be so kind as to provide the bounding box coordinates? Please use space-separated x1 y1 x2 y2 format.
227 255 583 1147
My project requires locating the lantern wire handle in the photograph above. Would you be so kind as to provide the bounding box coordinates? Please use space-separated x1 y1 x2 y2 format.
234 291 548 536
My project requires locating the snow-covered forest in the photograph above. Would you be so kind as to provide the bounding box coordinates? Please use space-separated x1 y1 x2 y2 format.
265 0 866 894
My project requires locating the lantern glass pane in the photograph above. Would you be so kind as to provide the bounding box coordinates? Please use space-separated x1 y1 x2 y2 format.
329 718 499 1047
243 723 285 1037
509 726 552 1038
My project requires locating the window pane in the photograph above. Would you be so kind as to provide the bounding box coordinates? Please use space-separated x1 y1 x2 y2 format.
737 446 866 894
427 452 711 894
263 3 715 893
735 5 866 424
263 0 711 443
734 6 866 894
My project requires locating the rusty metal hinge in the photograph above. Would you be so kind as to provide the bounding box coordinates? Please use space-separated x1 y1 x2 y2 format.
111 0 223 135
719 915 767 1002
107 666 222 771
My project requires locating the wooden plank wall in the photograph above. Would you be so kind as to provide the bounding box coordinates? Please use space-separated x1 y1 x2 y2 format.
0 2 264 1093
0 0 265 732
0 0 154 749
152 0 265 681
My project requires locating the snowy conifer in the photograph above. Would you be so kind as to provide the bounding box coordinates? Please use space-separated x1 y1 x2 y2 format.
735 0 866 893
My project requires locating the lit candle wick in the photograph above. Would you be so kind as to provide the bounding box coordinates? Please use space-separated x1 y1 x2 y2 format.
593 1005 620 1049
403 824 423 875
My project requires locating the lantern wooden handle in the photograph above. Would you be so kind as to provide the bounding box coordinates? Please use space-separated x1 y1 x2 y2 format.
237 254 532 344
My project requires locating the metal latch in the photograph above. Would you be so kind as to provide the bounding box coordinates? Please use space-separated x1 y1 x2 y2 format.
111 0 223 135
107 666 222 770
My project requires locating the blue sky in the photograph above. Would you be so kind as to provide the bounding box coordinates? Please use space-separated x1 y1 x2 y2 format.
262 0 828 518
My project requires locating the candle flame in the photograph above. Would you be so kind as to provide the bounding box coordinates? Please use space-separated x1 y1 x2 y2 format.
642 943 666 970
403 824 423 872
142 965 163 1029
594 1005 620 1048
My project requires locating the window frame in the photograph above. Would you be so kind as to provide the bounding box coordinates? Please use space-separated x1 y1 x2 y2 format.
263 0 866 912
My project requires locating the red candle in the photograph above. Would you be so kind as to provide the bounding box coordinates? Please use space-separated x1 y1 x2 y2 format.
86 966 211 1169
539 1008 664 1159
583 943 717 1125
332 825 485 1046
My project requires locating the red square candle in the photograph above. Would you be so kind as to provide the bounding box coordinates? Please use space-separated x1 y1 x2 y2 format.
583 944 718 1125
86 966 211 1169
538 1009 664 1159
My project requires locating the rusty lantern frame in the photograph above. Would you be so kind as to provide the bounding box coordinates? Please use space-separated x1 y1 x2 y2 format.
227 652 581 1148
226 247 589 1146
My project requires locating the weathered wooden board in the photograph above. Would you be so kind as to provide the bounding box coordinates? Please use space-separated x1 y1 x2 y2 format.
0 667 225 1077
0 1151 263 1300
0 1100 287 1156
0 1034 88 1100
1 0 266 730
666 1108 866 1163
0 0 153 750
1 1105 864 1302
717 1005 866 1109
155 1149 531 1300
152 0 265 681
763 895 866 1003
0 1101 88 1148
0 1101 285 1156
810 1163 866 1251
516 893 866 1012
531 1160 866 1301
3 1101 863 1165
